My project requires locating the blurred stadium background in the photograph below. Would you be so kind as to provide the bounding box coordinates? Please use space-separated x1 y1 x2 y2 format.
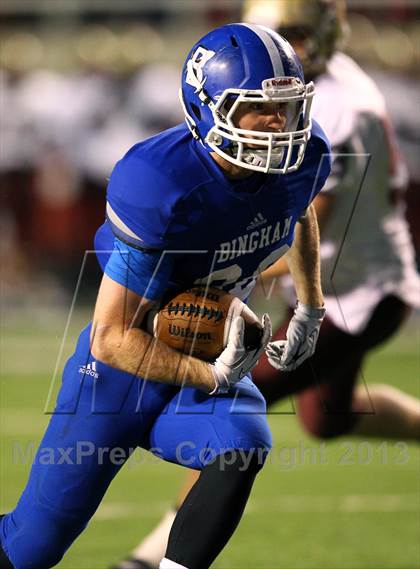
1 1 419 568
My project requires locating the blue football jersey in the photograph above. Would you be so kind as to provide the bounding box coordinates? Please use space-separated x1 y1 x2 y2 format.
95 120 331 301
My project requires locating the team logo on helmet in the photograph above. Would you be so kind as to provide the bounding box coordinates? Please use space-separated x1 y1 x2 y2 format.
185 47 216 96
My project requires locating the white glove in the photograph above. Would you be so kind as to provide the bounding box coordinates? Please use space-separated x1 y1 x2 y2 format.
266 302 325 372
209 314 272 395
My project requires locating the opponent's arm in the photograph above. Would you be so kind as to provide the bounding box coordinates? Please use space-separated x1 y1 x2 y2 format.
91 274 215 392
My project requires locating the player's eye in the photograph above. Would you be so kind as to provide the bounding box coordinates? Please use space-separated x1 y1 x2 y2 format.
248 102 265 111
272 103 288 115
248 102 288 114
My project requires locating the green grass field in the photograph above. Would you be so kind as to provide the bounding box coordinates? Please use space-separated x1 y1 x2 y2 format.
1 307 419 569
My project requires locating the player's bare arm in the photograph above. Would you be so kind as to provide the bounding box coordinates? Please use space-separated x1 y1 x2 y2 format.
91 275 271 395
285 203 324 308
91 274 215 392
259 193 335 283
266 203 326 372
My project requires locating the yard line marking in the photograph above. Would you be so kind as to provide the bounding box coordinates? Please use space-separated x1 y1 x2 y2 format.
95 501 173 520
90 494 419 521
246 494 419 514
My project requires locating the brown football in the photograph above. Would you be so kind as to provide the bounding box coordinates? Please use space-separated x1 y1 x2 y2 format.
149 287 262 362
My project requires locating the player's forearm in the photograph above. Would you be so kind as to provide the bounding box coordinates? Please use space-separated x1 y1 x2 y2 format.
286 204 324 307
91 324 215 392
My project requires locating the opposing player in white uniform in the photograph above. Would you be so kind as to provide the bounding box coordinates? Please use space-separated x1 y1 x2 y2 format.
115 3 420 568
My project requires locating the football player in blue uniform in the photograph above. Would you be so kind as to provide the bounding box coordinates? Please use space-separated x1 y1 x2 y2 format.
0 23 330 569
114 4 420 569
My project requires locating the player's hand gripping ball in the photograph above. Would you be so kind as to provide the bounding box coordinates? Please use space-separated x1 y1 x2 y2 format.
148 287 263 362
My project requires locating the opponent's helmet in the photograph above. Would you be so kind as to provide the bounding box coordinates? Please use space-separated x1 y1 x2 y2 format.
243 0 348 78
180 23 315 175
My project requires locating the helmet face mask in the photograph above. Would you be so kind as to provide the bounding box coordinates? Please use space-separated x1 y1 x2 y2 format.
206 77 314 174
180 23 315 175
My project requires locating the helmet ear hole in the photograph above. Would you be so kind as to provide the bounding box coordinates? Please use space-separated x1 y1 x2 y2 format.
190 103 202 120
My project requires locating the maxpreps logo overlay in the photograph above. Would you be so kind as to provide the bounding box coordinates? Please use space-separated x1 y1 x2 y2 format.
78 361 99 379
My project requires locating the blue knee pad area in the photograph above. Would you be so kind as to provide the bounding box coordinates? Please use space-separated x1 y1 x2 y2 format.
0 324 271 568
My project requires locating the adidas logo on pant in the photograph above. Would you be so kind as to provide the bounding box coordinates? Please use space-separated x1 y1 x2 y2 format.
78 361 99 379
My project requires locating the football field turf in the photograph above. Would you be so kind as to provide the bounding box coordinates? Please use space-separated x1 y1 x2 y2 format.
1 308 419 569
